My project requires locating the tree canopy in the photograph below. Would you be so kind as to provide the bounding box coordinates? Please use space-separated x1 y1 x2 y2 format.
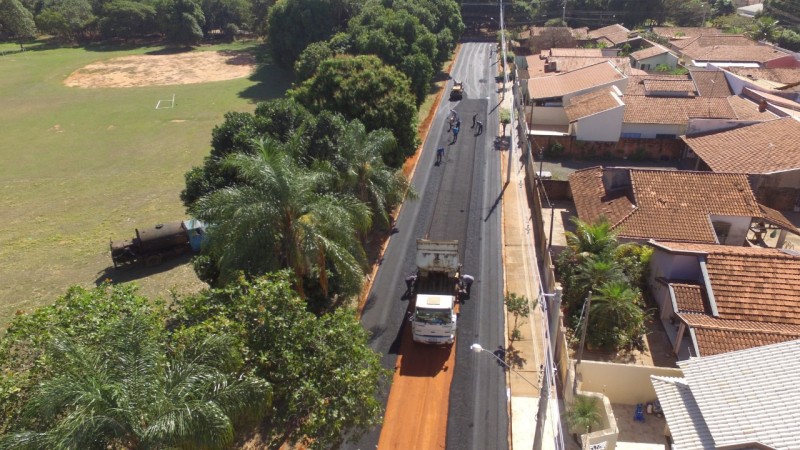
0 0 36 50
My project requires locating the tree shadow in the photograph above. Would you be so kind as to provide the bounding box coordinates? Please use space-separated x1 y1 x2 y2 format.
505 345 527 370
237 52 293 103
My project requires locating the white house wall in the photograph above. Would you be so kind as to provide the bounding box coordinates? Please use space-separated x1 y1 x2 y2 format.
709 214 752 245
575 104 624 141
635 52 679 71
620 123 685 139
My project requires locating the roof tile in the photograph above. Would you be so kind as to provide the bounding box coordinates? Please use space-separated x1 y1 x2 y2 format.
529 61 625 99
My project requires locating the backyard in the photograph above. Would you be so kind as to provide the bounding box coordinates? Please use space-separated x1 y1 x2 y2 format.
0 40 292 326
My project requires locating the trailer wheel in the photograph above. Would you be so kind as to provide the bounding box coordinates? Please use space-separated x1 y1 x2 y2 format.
145 255 162 267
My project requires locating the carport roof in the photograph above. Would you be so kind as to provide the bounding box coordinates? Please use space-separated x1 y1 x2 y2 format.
564 88 622 121
682 117 800 174
528 61 625 99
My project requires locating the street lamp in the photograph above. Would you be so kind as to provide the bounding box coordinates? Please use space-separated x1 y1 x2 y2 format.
471 343 550 450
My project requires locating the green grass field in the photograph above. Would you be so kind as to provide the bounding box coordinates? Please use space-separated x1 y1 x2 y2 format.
0 40 292 325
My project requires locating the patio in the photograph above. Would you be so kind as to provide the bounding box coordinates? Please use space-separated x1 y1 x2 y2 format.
612 404 668 450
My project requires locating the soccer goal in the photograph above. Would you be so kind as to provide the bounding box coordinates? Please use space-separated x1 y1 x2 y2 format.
155 94 176 109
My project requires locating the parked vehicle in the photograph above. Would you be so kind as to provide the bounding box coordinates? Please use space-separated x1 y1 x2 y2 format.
409 239 460 345
450 80 464 100
110 219 205 268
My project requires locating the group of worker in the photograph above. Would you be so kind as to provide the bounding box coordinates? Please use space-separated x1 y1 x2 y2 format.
438 110 483 164
404 272 474 299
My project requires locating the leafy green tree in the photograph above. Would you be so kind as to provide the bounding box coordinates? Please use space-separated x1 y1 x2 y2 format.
565 217 618 258
750 16 781 41
266 0 361 67
0 313 270 450
169 274 390 449
665 0 707 26
98 0 158 40
589 280 646 350
36 0 94 41
776 28 800 51
200 0 252 36
0 0 36 50
764 0 800 29
289 54 419 161
505 292 533 344
191 141 371 298
294 40 334 81
160 0 205 46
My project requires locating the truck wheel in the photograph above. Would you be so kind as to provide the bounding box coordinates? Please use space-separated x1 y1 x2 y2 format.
145 255 162 267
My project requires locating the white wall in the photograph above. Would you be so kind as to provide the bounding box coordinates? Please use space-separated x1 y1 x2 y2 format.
620 123 685 139
709 214 752 245
755 171 800 189
530 106 569 125
649 250 703 319
636 52 679 70
575 105 624 141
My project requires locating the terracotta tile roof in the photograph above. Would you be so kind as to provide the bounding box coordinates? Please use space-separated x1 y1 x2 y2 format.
588 24 633 45
678 314 800 356
651 27 723 39
529 61 625 99
537 57 632 75
565 89 623 121
726 67 800 85
670 282 706 313
725 94 778 120
623 96 736 124
630 44 670 61
625 74 690 95
519 26 588 40
642 79 697 95
570 167 773 243
690 70 731 97
681 117 800 174
541 48 603 58
679 35 790 63
741 87 800 112
759 203 798 232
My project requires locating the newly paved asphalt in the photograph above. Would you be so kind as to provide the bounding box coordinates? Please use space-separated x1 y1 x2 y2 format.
344 42 508 450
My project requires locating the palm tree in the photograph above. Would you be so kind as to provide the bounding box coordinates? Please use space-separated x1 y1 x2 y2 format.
0 314 271 450
192 138 371 297
565 217 618 259
325 122 412 228
565 395 602 442
591 281 646 349
574 256 625 292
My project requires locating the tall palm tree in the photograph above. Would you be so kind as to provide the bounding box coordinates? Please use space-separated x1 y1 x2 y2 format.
565 217 618 259
575 255 625 292
192 138 371 296
0 315 271 450
325 122 412 227
591 280 646 349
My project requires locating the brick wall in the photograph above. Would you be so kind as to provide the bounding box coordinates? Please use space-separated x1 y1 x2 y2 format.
542 179 571 200
530 135 685 161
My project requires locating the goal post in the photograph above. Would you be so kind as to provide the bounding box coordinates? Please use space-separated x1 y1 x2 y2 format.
155 94 176 109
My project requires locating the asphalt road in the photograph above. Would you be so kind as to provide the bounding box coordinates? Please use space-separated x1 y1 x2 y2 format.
344 42 508 450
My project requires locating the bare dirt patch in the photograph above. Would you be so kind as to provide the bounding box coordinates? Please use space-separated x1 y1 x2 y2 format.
64 50 256 88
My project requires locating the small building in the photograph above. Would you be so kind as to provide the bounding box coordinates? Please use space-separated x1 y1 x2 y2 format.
569 166 798 245
629 42 678 71
671 34 793 68
524 61 627 129
564 87 625 141
682 117 800 210
651 339 800 449
586 24 640 48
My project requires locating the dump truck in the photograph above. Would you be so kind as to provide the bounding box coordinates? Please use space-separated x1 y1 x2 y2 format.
409 239 460 345
110 219 205 269
449 80 463 100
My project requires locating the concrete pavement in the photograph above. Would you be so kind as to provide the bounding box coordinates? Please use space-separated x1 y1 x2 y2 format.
496 77 560 448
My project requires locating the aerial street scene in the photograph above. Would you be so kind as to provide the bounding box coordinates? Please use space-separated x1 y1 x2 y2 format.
1 0 799 448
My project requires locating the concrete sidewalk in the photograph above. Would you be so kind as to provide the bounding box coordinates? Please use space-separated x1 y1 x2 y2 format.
496 78 561 448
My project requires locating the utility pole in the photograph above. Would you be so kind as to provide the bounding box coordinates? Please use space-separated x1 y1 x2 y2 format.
499 0 515 186
562 0 567 23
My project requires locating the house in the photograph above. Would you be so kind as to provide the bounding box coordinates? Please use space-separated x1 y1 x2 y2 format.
651 339 800 449
568 166 798 245
670 34 793 68
525 61 627 130
621 72 737 139
650 27 723 41
648 241 800 359
517 26 588 53
682 117 800 210
725 67 800 91
520 48 633 79
629 42 678 71
564 87 625 141
586 24 639 48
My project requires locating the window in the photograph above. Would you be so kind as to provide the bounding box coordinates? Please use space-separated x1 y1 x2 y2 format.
712 221 731 243
656 134 677 139
621 132 641 138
